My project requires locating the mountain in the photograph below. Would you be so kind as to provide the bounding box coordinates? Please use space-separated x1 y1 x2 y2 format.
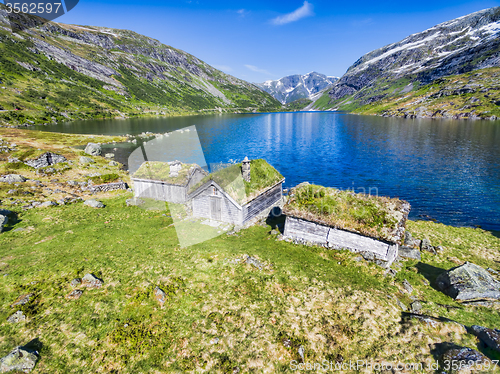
257 72 338 104
314 6 500 118
0 7 281 127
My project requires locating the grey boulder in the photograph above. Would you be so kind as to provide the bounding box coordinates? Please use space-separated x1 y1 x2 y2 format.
470 325 500 353
440 347 489 373
79 156 94 165
0 346 39 373
0 215 7 233
420 238 436 253
84 143 101 156
84 199 105 208
7 311 25 323
24 152 66 169
436 262 500 301
38 201 57 208
0 174 26 183
81 273 103 289
398 246 421 260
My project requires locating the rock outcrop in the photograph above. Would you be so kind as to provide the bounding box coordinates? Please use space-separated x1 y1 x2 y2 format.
0 346 39 373
436 262 500 301
325 7 500 109
24 152 67 169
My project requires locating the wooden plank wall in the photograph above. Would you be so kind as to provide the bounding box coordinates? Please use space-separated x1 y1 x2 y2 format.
284 216 398 264
242 184 282 224
191 184 242 224
133 179 187 203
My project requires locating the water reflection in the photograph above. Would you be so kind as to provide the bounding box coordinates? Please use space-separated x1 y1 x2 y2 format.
38 113 500 230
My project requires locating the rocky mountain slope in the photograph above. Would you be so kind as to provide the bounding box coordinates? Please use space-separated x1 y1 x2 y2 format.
257 72 337 104
0 6 280 126
314 6 500 118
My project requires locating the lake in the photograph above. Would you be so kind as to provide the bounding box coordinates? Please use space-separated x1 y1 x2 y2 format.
36 112 500 231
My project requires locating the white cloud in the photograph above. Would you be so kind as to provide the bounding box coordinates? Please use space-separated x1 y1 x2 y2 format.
213 65 233 73
244 64 273 75
237 9 249 17
271 1 314 25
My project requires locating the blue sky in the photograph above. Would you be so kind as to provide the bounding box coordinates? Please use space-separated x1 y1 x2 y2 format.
57 0 500 82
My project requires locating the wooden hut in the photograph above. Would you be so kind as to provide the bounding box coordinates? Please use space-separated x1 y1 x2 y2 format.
283 183 411 267
132 161 207 203
188 158 284 226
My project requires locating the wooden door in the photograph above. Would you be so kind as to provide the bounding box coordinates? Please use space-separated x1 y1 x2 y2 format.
210 196 222 221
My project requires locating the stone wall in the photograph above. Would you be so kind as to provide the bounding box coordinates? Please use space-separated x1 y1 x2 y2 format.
89 182 128 193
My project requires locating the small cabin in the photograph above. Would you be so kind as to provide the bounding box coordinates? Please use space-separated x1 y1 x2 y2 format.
283 183 411 267
132 161 207 203
188 158 285 226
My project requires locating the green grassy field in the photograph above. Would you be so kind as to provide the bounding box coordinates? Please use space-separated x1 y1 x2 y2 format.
1 193 499 373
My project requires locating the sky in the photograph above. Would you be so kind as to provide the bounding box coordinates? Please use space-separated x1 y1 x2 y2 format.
56 0 500 83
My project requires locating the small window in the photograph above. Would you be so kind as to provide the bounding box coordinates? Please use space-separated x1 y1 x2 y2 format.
212 187 217 196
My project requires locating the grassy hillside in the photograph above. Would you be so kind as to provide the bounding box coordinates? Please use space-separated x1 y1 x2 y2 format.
0 7 281 127
314 67 500 120
0 128 500 372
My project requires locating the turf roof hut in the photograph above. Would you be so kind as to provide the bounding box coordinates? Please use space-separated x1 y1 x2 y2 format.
283 183 411 267
132 161 207 203
188 159 284 225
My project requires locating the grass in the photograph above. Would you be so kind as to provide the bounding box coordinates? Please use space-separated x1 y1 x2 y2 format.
284 184 408 243
190 159 284 205
133 161 199 185
0 194 499 372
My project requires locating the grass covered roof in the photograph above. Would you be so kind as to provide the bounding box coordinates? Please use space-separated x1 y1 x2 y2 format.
133 161 202 186
283 183 410 244
189 159 284 205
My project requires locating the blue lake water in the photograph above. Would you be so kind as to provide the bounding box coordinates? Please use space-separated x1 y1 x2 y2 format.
36 112 500 231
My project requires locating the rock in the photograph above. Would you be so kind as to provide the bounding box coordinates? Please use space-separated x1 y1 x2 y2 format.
11 294 32 307
404 231 415 247
24 152 66 169
70 278 82 288
246 256 263 270
470 325 500 353
84 199 105 208
0 174 26 183
436 262 500 301
395 297 407 311
7 311 25 323
440 347 490 373
154 286 167 307
104 153 114 159
398 246 421 260
270 229 279 235
108 161 118 166
84 143 101 156
487 268 499 275
79 156 94 165
0 215 7 233
402 279 413 293
411 301 422 313
209 337 219 345
420 238 436 253
81 273 103 289
38 201 57 208
67 180 78 187
298 345 305 362
0 346 39 373
66 290 83 300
